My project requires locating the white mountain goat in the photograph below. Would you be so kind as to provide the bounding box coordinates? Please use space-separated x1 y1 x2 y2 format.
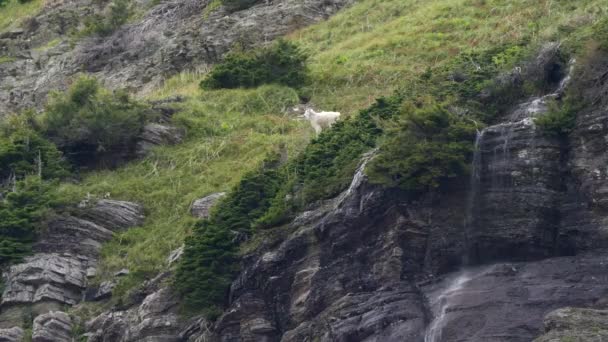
302 108 341 134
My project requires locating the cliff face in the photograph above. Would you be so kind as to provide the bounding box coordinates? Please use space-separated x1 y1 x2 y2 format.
2 1 608 341
194 47 608 341
0 0 351 115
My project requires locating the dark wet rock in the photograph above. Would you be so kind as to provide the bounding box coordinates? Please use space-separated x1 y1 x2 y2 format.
32 311 73 342
191 192 226 219
422 255 608 342
467 118 565 262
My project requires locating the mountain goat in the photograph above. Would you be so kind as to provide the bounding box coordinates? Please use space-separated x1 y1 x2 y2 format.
302 108 341 134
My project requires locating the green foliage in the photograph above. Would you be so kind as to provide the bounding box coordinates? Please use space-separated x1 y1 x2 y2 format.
175 155 285 316
257 96 401 228
43 76 151 166
0 177 65 265
200 40 308 89
368 100 478 193
81 0 131 36
592 17 608 51
535 98 581 137
0 127 69 182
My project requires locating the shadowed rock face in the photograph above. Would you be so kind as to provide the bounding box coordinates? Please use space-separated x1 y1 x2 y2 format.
188 49 608 342
422 255 608 342
0 0 353 115
0 200 144 330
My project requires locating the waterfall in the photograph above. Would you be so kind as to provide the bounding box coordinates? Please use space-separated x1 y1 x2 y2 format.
463 130 484 264
423 266 495 342
423 271 473 342
335 148 377 209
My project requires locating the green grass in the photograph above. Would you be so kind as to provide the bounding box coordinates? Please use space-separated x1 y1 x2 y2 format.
202 0 222 19
57 0 608 306
0 0 45 32
57 85 310 296
0 55 15 64
293 0 606 114
34 38 61 52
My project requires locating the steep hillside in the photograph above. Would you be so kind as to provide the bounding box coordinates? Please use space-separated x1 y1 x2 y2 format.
0 0 608 341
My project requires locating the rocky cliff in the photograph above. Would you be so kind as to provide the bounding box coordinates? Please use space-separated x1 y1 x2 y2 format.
0 0 352 115
180 46 608 341
1 0 608 341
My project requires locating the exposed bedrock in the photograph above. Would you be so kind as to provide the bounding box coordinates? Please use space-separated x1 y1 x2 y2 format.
0 200 144 329
0 0 353 115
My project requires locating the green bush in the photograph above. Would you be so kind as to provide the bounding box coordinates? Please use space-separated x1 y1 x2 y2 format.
43 76 151 167
0 177 65 265
0 128 69 182
201 40 308 89
535 98 581 137
367 100 478 193
175 155 285 317
82 0 130 36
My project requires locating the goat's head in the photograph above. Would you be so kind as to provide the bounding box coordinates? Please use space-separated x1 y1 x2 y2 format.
302 108 315 119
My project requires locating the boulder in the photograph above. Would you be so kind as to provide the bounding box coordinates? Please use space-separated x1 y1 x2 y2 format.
135 123 184 157
86 280 117 302
32 311 73 342
2 253 89 307
191 192 226 219
0 327 24 342
80 200 145 231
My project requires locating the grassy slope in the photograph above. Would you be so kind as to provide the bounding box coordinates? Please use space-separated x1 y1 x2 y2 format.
0 0 45 31
58 0 606 298
58 85 311 294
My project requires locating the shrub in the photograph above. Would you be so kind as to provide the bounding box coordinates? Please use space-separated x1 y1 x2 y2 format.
0 128 69 182
535 98 582 137
43 76 151 167
201 40 308 89
82 0 130 36
175 155 285 317
0 177 65 265
367 100 478 193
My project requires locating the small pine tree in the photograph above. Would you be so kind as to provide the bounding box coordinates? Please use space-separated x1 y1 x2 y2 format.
201 40 308 89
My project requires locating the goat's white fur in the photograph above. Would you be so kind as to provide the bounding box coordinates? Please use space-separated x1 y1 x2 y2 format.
302 108 341 134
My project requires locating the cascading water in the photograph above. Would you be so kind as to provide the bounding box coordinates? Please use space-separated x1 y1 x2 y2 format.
463 130 484 264
424 272 472 342
424 59 577 342
423 266 494 342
